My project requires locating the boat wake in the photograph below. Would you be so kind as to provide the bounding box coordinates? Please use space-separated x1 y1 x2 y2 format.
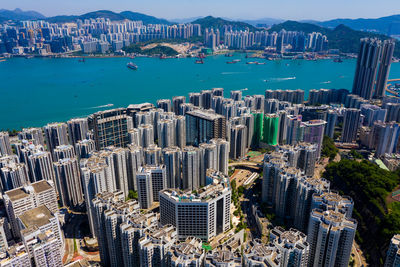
221 72 247 75
87 104 114 109
268 77 296 82
320 81 332 84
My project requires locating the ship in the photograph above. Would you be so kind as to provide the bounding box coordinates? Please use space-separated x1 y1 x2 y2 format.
160 54 167 59
333 58 343 63
195 59 204 64
127 62 138 70
246 61 257 64
78 58 85 63
226 61 237 64
225 53 233 57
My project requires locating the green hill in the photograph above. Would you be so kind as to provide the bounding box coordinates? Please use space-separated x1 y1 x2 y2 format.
46 10 172 25
120 11 171 25
192 16 258 32
270 21 400 57
317 14 400 35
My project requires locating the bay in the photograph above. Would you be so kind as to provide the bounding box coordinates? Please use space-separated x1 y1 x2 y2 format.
0 53 399 130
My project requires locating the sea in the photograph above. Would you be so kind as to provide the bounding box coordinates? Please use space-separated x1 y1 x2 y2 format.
1 53 400 130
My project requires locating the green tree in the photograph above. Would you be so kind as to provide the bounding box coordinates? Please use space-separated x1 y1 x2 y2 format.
321 135 338 161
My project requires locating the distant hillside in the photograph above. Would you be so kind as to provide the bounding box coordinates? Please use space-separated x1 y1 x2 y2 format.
192 16 258 32
0 8 45 21
270 21 400 57
241 18 284 27
317 14 400 35
120 11 171 25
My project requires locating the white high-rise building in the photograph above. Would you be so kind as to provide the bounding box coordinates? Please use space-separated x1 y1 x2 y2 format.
53 158 84 207
160 171 231 241
166 237 204 266
3 180 58 238
139 224 177 267
210 139 229 175
67 117 89 145
136 165 167 209
27 151 55 183
307 209 357 267
75 139 96 159
162 147 181 189
0 132 12 156
43 122 69 153
181 146 203 190
158 119 176 148
270 226 310 266
385 234 400 267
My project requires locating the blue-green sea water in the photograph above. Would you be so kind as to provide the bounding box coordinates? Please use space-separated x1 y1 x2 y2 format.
1 53 400 130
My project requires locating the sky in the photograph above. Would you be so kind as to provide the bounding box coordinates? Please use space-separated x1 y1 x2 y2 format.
1 0 400 21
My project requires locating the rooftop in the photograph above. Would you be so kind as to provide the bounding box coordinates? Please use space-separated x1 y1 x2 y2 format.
186 109 224 121
18 205 53 228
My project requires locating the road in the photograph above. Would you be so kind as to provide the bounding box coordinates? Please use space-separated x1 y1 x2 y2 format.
63 213 100 265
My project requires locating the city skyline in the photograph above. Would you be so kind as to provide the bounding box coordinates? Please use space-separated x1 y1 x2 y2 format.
1 0 400 21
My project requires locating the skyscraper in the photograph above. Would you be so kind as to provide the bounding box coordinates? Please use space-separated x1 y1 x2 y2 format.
185 109 226 146
172 96 186 115
43 123 69 153
67 117 89 145
269 226 310 266
18 128 44 146
53 144 76 161
159 171 231 241
27 151 56 183
263 113 279 146
352 38 382 100
162 147 181 189
0 132 12 156
182 146 203 190
229 125 247 160
158 119 176 148
385 234 400 267
88 108 133 150
3 180 58 237
375 39 395 98
302 120 326 158
75 139 96 159
53 158 84 207
157 99 172 112
341 108 361 143
136 165 166 209
307 209 357 267
210 138 229 175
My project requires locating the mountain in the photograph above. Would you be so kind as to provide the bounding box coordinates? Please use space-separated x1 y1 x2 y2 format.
192 16 258 32
316 14 400 35
241 18 284 27
119 11 171 25
171 17 203 24
269 21 400 57
0 8 45 21
46 10 172 24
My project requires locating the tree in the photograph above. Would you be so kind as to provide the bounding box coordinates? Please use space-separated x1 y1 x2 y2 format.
321 135 338 161
127 190 138 200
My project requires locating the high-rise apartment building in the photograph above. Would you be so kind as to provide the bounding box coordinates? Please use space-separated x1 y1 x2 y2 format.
136 165 167 209
352 38 382 100
88 108 133 150
385 234 400 267
53 158 84 207
75 139 96 159
43 122 69 153
162 147 181 189
270 226 310 266
3 180 58 238
159 171 231 241
181 146 203 190
307 209 357 267
186 109 226 146
375 40 395 98
302 120 326 158
341 108 361 143
0 132 12 156
67 117 89 145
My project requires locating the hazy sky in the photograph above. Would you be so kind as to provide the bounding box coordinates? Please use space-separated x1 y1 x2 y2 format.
2 0 400 20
